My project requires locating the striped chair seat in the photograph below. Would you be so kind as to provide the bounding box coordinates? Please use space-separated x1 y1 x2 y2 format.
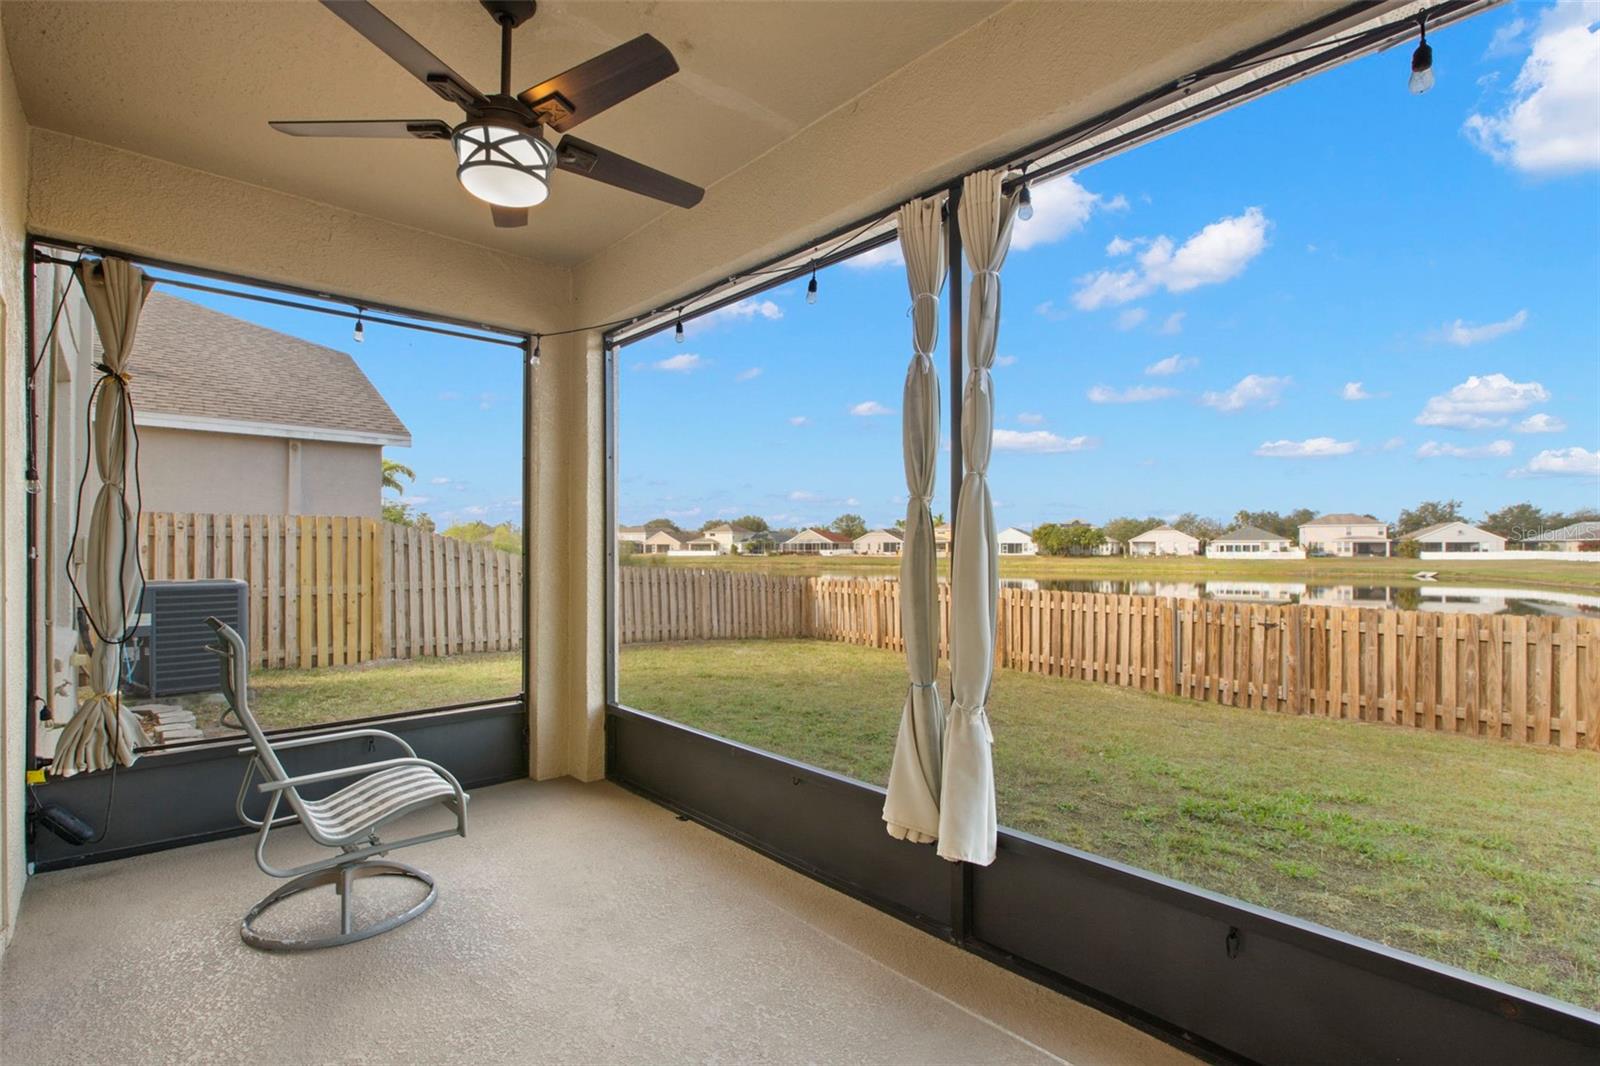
301 765 462 844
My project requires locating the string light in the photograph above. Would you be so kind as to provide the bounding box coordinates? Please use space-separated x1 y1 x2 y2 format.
1017 183 1034 222
352 309 365 343
1409 16 1434 95
675 312 685 343
806 265 819 305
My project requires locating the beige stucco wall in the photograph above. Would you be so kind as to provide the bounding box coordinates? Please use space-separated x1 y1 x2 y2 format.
135 427 384 519
0 3 31 953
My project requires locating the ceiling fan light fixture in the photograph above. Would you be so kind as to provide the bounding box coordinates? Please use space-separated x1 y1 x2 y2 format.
453 121 555 207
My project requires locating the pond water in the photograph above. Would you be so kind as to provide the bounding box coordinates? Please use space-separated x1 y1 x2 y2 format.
999 579 1600 618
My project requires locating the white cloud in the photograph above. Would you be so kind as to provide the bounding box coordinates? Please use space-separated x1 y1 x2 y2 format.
653 353 703 372
1381 436 1407 451
995 354 1018 367
1012 176 1127 251
664 506 702 520
1087 384 1177 404
1158 311 1186 335
788 416 810 427
690 299 784 335
478 392 496 410
395 494 431 507
1201 374 1289 413
429 476 452 485
1516 412 1567 433
843 242 904 270
736 367 762 381
1106 236 1135 256
1434 309 1528 347
1116 308 1148 331
1034 300 1071 321
462 505 489 517
1341 381 1372 401
1513 446 1600 477
849 400 892 417
1485 17 1529 58
787 490 822 502
1417 439 1515 459
1254 437 1359 458
1464 4 1600 174
1016 412 1046 425
991 429 1097 454
1074 207 1270 309
1415 373 1549 428
1144 353 1196 377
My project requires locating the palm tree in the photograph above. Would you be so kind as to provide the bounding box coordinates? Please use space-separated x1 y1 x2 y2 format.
382 458 416 495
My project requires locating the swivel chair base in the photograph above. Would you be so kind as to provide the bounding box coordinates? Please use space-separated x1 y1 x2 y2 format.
241 859 437 951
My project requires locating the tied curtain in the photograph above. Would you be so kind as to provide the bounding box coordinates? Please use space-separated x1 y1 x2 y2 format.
51 258 154 776
939 170 1018 866
882 197 946 845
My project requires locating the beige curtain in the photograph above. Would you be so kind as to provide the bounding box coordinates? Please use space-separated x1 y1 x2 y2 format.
939 170 1018 865
883 197 946 844
52 258 154 776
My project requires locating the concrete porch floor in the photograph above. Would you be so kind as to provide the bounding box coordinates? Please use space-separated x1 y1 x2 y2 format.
2 779 1193 1065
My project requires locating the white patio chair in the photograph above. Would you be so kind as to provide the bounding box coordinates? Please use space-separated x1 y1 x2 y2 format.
205 618 469 951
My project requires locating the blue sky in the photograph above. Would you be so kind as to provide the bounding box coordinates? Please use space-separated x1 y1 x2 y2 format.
619 1 1599 531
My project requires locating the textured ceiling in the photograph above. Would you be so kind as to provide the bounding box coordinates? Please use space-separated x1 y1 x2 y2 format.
5 0 1004 265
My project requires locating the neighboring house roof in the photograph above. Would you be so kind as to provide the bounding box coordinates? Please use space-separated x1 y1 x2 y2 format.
1215 525 1286 542
787 527 853 544
617 525 647 534
1305 512 1381 525
645 528 694 544
701 523 752 534
1408 520 1502 540
1130 525 1198 542
127 291 410 446
1525 521 1600 543
998 527 1034 539
856 528 903 542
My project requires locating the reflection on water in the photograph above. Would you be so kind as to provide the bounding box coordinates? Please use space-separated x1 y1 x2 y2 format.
998 578 1599 617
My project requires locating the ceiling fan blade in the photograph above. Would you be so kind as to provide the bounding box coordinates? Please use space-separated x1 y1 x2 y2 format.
321 0 485 109
556 136 703 208
517 35 677 132
491 205 529 228
270 119 453 140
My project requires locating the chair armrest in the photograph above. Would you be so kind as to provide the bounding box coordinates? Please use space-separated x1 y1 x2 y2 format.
237 728 417 759
258 756 466 801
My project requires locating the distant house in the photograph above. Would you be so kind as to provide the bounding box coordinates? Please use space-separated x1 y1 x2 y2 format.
780 528 855 554
997 527 1038 555
1128 526 1201 557
128 291 410 518
642 528 695 554
934 524 953 557
1523 521 1600 552
1206 525 1303 559
617 525 649 549
1407 521 1507 554
697 523 756 554
1298 513 1391 557
854 528 903 556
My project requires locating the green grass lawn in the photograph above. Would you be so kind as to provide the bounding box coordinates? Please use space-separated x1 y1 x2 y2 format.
623 551 1600 593
244 651 521 731
619 638 1600 1011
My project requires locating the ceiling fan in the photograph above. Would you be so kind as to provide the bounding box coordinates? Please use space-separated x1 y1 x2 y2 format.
271 0 704 228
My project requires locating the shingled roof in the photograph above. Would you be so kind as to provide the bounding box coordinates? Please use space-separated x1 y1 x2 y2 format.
126 291 410 445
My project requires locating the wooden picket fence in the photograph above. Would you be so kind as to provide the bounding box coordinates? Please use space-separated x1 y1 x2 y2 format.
138 512 522 669
619 569 1600 750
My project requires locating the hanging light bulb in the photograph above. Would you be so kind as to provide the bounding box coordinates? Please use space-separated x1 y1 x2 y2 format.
352 310 366 344
1409 18 1434 95
675 314 685 344
24 464 42 496
1017 183 1034 222
806 265 819 305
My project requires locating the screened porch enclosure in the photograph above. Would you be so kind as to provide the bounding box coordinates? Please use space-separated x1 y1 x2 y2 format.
3 1 1598 1064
